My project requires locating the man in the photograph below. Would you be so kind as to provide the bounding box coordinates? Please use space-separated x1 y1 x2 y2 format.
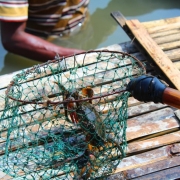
0 0 89 62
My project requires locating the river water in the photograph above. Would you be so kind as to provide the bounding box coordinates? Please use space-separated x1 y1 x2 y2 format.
0 0 180 75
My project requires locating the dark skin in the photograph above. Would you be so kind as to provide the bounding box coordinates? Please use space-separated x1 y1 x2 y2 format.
1 21 84 62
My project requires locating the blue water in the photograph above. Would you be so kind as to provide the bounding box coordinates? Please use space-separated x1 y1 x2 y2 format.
0 0 180 75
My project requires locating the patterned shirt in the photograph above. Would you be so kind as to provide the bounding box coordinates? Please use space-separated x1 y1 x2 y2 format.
0 0 89 36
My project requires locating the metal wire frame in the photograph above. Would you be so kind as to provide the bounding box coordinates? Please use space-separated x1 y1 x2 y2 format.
5 50 146 105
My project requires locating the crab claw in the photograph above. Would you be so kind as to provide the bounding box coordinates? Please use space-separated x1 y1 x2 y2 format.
67 97 79 124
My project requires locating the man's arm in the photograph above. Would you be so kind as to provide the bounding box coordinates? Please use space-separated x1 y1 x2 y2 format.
1 21 84 62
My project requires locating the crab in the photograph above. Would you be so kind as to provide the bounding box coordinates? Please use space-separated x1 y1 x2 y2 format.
54 82 124 179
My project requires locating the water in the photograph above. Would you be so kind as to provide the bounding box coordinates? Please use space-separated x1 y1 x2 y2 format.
0 0 180 75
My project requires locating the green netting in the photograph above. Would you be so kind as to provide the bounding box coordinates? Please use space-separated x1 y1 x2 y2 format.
0 50 145 179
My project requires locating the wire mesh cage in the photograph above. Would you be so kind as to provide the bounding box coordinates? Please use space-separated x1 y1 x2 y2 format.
1 50 145 179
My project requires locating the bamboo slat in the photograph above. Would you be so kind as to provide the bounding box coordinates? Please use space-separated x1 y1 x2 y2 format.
132 166 180 180
126 19 180 90
127 107 177 141
150 29 180 38
114 143 180 173
142 16 180 29
154 33 180 45
122 155 180 179
160 40 180 51
127 131 180 154
127 102 166 118
164 48 180 61
145 22 180 34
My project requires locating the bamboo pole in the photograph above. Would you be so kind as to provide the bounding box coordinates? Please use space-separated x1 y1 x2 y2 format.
163 87 180 109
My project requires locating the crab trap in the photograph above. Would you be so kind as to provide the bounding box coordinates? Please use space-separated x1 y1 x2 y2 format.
1 50 145 179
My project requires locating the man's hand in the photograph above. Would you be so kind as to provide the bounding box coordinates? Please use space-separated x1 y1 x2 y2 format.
126 75 167 103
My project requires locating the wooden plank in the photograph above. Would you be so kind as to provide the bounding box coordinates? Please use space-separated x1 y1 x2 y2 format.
100 42 138 54
164 48 180 61
127 117 179 140
154 33 180 45
127 102 166 118
175 109 180 120
126 19 180 90
128 107 174 126
160 40 180 51
108 163 180 180
127 131 180 154
142 16 180 29
111 11 126 28
150 29 180 38
145 22 180 34
123 156 180 179
127 108 178 141
113 143 180 173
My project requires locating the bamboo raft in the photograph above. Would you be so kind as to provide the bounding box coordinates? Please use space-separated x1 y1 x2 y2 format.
0 14 180 179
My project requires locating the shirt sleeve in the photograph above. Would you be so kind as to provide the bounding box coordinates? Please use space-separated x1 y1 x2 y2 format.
0 1 28 22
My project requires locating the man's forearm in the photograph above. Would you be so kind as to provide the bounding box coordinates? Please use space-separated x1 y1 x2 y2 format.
3 31 84 62
1 21 84 62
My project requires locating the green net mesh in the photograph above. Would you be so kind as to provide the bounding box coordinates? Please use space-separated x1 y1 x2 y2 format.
0 50 145 179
